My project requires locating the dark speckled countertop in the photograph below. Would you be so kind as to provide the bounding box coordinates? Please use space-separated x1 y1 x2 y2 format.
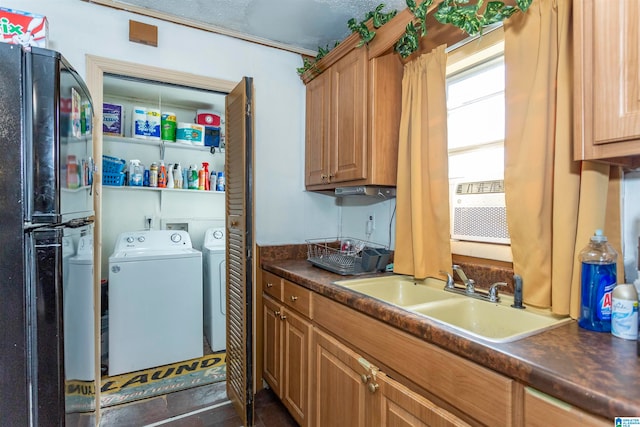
261 257 640 420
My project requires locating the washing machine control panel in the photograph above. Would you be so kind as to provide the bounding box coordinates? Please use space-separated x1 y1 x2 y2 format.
114 230 193 252
204 227 225 249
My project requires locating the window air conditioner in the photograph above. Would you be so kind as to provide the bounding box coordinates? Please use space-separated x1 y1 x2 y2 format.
450 179 510 244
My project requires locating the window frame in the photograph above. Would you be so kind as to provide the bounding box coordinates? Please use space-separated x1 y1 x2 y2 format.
446 28 513 263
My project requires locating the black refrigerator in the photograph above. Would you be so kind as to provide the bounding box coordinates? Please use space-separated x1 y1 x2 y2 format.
0 42 95 425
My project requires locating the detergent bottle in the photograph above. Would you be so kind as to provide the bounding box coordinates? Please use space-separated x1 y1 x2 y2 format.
578 230 618 332
158 161 167 188
200 162 210 190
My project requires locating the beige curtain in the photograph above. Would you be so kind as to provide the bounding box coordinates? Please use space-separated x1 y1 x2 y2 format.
504 0 622 317
393 45 452 280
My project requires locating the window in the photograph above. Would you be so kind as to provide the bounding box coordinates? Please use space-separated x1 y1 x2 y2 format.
446 30 512 262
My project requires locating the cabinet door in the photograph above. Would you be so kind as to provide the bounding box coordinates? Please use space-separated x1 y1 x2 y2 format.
305 71 331 186
575 0 640 162
374 372 470 427
281 308 312 427
312 328 369 427
331 48 368 184
524 388 609 427
262 294 282 397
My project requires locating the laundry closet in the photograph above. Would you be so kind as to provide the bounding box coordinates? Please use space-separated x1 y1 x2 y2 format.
97 69 230 382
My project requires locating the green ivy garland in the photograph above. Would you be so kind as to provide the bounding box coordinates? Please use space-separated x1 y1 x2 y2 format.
297 0 534 76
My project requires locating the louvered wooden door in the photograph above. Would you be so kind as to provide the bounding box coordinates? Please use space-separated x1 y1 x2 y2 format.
225 77 255 426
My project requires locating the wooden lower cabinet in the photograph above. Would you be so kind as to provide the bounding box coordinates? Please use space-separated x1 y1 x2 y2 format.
375 372 470 427
523 387 610 427
312 328 370 426
261 271 610 426
312 328 468 427
262 292 312 427
262 294 282 397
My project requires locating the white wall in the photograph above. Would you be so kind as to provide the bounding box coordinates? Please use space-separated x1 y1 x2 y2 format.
623 171 640 283
5 0 339 246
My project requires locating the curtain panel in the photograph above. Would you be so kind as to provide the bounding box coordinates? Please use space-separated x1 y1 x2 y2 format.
393 45 452 280
504 0 622 316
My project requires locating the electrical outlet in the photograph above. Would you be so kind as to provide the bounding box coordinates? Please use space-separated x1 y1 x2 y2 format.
366 212 375 235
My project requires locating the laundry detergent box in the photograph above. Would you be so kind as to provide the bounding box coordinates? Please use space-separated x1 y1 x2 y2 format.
103 103 124 136
0 7 48 48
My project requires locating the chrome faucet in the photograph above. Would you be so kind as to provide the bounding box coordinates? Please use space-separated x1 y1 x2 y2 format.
452 264 475 295
441 265 510 304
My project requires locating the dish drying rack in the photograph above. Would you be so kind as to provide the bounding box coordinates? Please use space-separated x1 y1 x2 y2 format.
306 237 390 275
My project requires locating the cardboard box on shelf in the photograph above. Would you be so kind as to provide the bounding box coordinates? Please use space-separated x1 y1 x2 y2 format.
103 103 124 136
0 7 48 48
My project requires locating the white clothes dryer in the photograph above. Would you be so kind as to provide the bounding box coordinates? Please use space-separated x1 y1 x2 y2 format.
108 230 203 376
203 227 226 352
64 234 94 381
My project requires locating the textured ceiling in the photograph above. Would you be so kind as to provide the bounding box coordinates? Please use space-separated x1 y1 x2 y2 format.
111 0 408 54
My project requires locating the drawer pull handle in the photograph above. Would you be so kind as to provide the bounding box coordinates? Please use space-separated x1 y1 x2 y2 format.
266 282 273 288
290 295 298 302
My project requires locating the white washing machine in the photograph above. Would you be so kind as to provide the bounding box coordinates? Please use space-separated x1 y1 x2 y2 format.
203 227 226 352
64 234 94 381
108 230 203 376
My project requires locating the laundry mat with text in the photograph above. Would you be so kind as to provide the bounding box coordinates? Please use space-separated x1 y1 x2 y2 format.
65 351 226 412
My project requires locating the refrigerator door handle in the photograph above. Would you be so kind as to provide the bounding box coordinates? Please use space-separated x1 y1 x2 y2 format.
28 228 65 425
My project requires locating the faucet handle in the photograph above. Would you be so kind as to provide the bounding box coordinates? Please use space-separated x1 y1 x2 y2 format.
488 282 508 302
439 270 455 289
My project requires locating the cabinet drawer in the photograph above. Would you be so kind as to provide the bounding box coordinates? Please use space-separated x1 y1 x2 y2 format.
262 271 283 300
524 387 609 427
283 279 312 319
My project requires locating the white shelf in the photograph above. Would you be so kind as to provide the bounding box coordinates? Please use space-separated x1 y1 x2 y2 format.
104 135 214 153
102 185 224 194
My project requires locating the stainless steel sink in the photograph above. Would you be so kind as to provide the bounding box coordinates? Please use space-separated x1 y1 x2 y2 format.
333 274 571 343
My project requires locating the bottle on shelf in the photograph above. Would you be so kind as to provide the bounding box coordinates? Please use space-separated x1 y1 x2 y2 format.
216 171 225 192
128 159 143 187
149 162 158 187
158 161 167 188
182 167 189 189
199 162 209 190
174 163 183 189
209 169 217 191
167 163 175 189
188 164 199 190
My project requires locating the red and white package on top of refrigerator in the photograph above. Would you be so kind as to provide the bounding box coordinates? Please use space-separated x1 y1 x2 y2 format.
0 7 48 48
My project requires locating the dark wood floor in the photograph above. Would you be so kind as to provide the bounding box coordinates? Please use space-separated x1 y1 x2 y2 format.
67 381 297 426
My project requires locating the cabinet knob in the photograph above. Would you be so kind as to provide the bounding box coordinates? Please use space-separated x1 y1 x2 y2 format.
280 314 287 320
274 310 280 316
360 374 370 384
266 282 273 288
290 295 298 302
367 382 379 393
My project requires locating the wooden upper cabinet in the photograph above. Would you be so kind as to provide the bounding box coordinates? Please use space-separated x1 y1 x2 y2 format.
303 17 405 190
574 0 640 166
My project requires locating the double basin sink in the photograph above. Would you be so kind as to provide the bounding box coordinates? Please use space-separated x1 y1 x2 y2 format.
333 275 571 343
